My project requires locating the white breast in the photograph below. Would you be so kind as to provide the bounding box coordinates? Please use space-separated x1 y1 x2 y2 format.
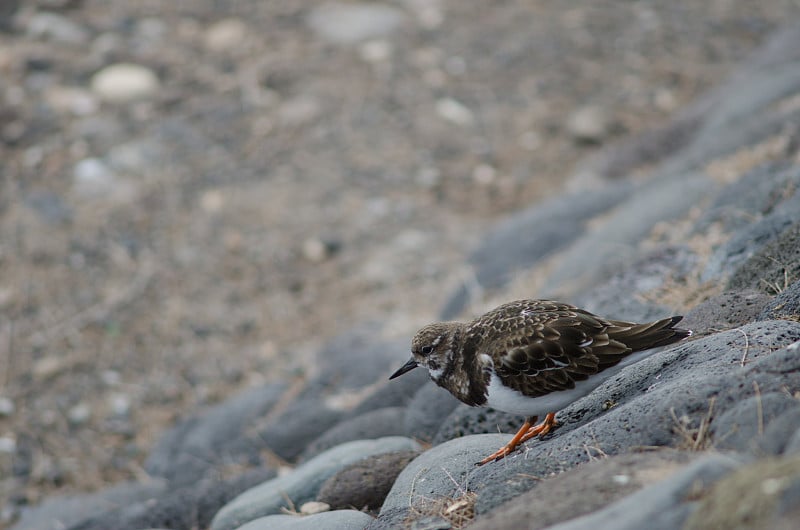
483 347 659 416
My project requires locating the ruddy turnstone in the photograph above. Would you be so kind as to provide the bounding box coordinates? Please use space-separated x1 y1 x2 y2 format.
390 299 691 465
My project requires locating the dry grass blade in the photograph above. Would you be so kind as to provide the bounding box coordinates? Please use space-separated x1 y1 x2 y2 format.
408 491 478 529
671 398 716 451
734 328 751 367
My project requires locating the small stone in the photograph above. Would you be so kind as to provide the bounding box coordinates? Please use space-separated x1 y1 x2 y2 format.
204 18 248 52
67 403 91 425
416 167 441 188
359 39 392 63
73 158 118 197
109 393 131 418
302 237 329 263
101 370 121 386
518 130 541 151
472 164 496 186
300 501 330 515
0 397 14 417
277 96 321 128
0 437 15 454
435 98 474 126
567 105 612 143
90 63 160 103
307 3 406 44
26 12 90 44
32 356 69 380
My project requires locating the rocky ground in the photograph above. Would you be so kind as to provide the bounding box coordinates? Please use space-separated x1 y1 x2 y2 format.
4 1 800 530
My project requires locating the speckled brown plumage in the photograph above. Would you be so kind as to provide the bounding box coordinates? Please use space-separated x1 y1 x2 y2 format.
390 299 691 464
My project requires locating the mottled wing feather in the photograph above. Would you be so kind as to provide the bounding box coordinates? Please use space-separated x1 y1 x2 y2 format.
476 300 633 398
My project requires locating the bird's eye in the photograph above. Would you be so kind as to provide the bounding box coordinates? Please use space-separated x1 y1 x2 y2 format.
420 345 434 355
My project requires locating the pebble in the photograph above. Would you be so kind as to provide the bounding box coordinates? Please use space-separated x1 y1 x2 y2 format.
299 501 330 515
204 18 248 52
26 12 90 44
567 105 612 143
32 356 70 380
307 3 406 44
277 96 321 128
90 63 160 103
359 39 392 63
109 393 131 418
0 396 14 417
435 98 474 126
68 403 91 426
0 436 15 454
302 237 329 263
72 158 119 197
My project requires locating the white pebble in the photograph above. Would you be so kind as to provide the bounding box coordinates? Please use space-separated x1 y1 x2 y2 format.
300 501 330 515
205 18 248 52
0 397 14 417
109 393 131 417
90 63 160 103
302 237 329 263
307 3 405 45
567 105 611 143
0 437 16 454
68 403 91 425
73 158 118 197
435 98 474 126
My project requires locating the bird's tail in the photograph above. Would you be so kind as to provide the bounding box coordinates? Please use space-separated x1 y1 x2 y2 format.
606 315 691 352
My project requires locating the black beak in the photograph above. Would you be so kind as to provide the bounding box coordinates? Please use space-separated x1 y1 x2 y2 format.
389 358 418 380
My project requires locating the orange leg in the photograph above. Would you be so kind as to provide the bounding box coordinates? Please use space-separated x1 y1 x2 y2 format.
476 412 558 466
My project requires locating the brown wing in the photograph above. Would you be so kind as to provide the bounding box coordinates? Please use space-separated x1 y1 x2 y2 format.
475 300 632 397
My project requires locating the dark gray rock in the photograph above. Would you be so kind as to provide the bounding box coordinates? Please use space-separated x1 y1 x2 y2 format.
546 454 744 530
542 172 716 300
570 245 699 322
439 182 633 319
236 510 374 530
682 290 773 337
63 468 275 530
728 221 800 294
759 279 800 321
713 392 800 453
300 407 408 462
403 382 462 443
683 454 800 530
702 198 800 283
10 480 166 530
211 437 421 530
351 367 429 416
694 162 800 236
377 433 515 527
144 383 287 486
317 450 420 512
433 405 520 445
258 326 423 462
313 325 409 392
470 452 701 530
759 406 800 456
254 395 347 463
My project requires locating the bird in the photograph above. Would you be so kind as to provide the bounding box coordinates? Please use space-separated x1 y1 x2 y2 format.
389 299 691 465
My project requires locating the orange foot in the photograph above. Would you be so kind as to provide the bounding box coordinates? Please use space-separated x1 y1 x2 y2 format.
476 412 558 466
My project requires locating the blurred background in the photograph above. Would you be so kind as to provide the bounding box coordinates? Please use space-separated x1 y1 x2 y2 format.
2 0 800 524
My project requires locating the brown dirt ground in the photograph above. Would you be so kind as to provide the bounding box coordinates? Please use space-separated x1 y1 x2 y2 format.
2 0 800 523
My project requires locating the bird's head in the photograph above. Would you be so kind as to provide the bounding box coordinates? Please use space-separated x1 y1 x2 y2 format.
390 322 461 383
